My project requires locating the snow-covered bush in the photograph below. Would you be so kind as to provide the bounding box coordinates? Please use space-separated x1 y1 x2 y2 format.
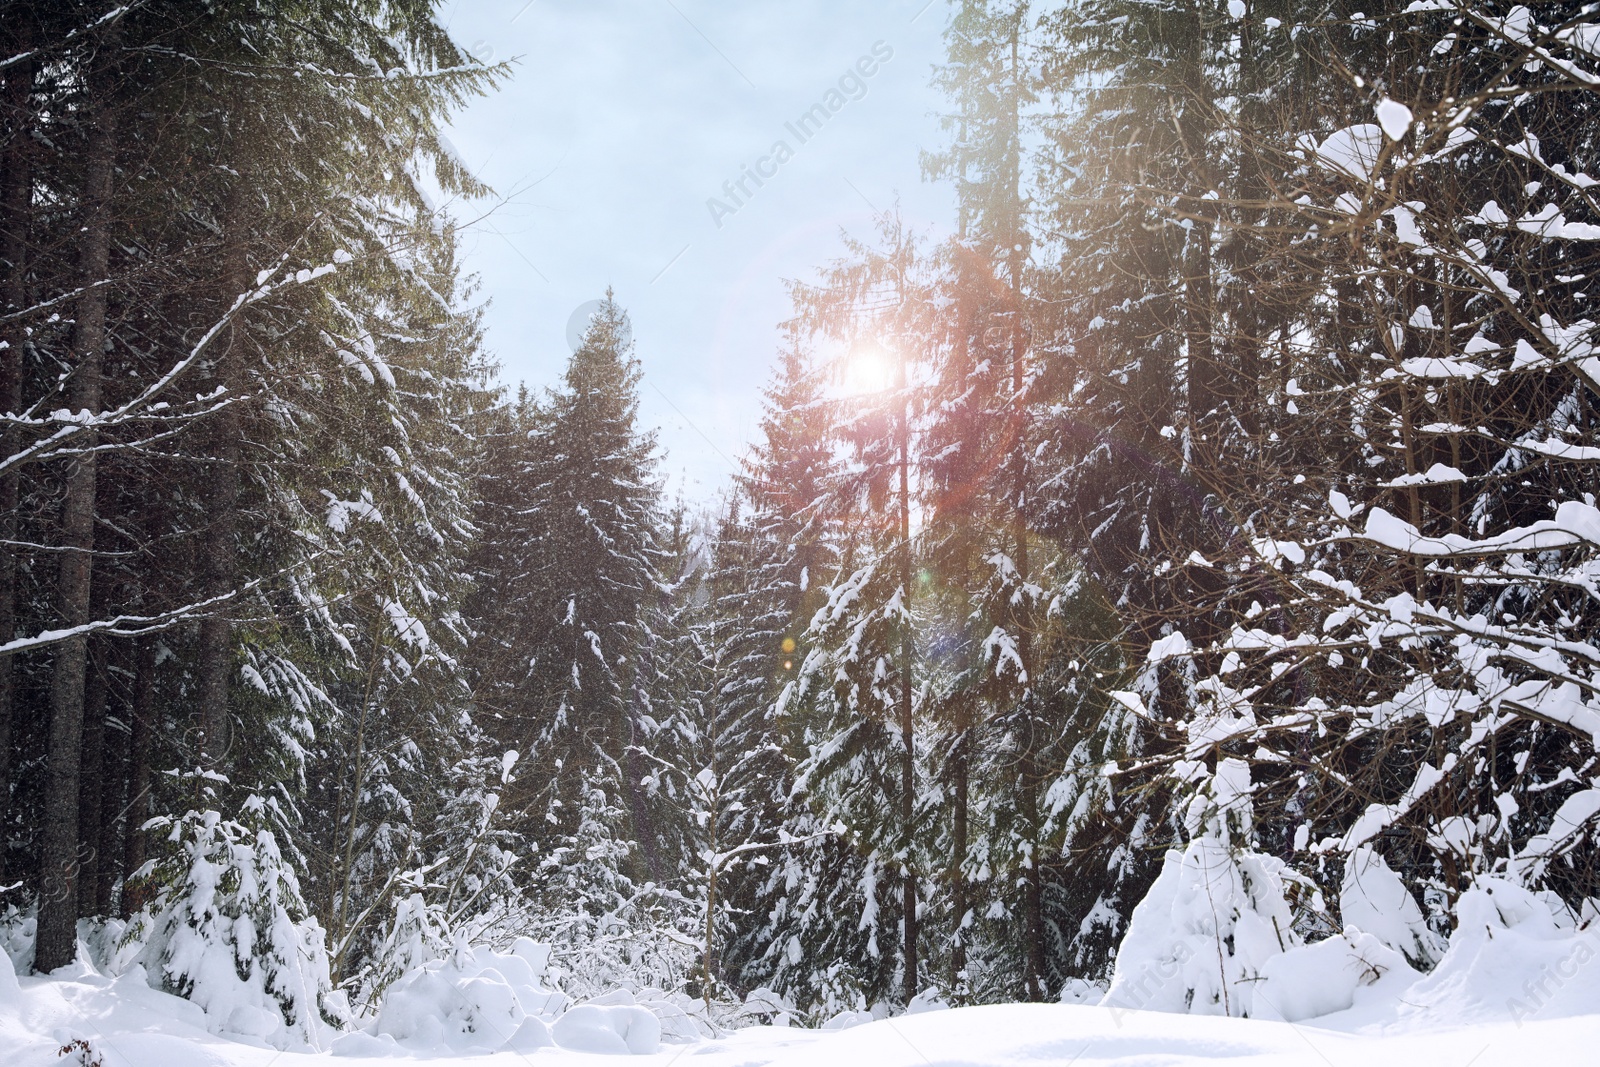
1340 846 1446 970
0 906 33 975
1402 877 1600 1027
1101 825 1423 1023
367 936 563 1052
1101 835 1299 1017
349 890 452 1008
516 780 703 1004
1251 929 1418 1023
1102 760 1307 1018
332 746 536 1017
1098 759 1600 1027
136 807 335 1048
352 938 729 1054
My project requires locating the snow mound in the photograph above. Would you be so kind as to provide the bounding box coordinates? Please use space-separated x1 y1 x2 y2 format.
1253 928 1418 1022
370 937 565 1053
551 1002 661 1054
1393 878 1600 1029
363 942 699 1054
1059 978 1105 1004
502 1014 556 1052
329 1031 400 1057
0 940 18 1003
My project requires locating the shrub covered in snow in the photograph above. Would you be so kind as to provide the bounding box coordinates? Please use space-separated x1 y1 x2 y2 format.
1097 754 1600 1029
356 935 713 1055
136 808 335 1048
1251 928 1419 1023
1103 759 1313 1018
1340 847 1446 970
1101 834 1303 1017
368 936 562 1052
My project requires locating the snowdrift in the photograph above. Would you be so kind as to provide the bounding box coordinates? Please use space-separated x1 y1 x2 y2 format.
0 927 720 1061
7 846 1600 1065
318 938 720 1056
755 1002 1598 1067
1100 836 1600 1033
5 966 1600 1067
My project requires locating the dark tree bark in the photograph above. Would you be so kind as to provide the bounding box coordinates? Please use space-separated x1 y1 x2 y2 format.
119 638 156 918
1020 723 1045 1000
195 176 251 771
95 653 129 916
949 704 969 995
36 31 120 971
896 333 918 1004
75 640 110 912
0 40 35 892
1001 10 1044 1000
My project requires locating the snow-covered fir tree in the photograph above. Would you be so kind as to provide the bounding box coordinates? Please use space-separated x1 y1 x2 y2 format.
465 292 673 981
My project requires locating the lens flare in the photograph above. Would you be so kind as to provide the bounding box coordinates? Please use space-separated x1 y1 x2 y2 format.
841 343 894 396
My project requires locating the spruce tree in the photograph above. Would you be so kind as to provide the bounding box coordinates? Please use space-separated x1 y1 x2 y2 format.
779 212 941 1006
467 293 667 950
1 0 502 984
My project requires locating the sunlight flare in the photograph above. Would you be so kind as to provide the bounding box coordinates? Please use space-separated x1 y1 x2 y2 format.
841 342 896 396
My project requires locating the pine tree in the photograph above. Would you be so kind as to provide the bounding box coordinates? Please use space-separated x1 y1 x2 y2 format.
779 212 941 1005
0 0 501 979
922 0 1060 998
138 806 336 1046
467 293 667 950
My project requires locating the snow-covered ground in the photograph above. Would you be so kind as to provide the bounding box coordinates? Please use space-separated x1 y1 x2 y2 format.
13 847 1600 1067
9 959 1600 1067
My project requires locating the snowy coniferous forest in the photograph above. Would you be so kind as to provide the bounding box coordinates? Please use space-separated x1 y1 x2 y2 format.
6 1 1600 1063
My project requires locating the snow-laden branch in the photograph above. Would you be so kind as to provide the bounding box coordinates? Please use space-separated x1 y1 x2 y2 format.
0 4 134 73
698 828 838 876
0 245 346 476
1357 501 1600 558
0 547 329 658
0 590 243 657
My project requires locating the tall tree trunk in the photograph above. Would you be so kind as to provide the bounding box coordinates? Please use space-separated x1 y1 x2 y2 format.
36 40 120 972
95 650 128 916
702 773 720 1008
0 44 35 891
76 639 110 913
195 179 251 772
119 637 156 918
1229 4 1263 440
896 340 917 1004
1020 734 1045 1000
949 702 969 997
1004 10 1045 1000
329 629 383 981
1176 6 1219 444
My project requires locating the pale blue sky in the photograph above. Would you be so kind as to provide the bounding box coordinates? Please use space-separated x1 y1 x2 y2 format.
438 0 956 498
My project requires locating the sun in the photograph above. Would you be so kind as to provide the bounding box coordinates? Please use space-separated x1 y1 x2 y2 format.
841 343 895 396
